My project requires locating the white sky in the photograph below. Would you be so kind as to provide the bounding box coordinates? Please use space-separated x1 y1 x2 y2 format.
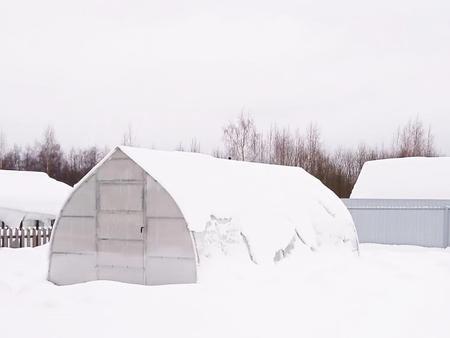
1 0 449 153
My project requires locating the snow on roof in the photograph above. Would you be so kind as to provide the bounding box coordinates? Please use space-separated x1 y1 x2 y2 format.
0 170 72 228
351 157 450 199
78 146 358 262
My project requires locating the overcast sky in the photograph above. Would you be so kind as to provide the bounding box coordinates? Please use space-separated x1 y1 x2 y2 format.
1 0 449 153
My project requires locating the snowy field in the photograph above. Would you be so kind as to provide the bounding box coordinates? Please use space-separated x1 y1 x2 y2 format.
1 244 450 338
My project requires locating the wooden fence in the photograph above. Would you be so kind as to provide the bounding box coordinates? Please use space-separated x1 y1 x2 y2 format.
0 228 52 248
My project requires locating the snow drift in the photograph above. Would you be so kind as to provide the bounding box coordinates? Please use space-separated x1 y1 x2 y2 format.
90 146 359 263
0 170 72 228
351 157 450 199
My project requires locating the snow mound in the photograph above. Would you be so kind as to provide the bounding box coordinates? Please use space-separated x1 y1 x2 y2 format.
351 157 450 199
113 146 359 263
0 170 72 228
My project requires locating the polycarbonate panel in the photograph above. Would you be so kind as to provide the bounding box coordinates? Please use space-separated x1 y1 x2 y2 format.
109 149 128 160
147 218 195 258
98 266 144 285
146 257 196 285
146 178 183 218
97 239 144 268
98 212 144 240
99 184 143 211
49 253 96 285
51 216 96 254
62 176 96 216
97 158 143 181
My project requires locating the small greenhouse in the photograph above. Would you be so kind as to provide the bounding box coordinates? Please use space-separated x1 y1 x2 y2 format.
0 170 72 229
48 146 358 286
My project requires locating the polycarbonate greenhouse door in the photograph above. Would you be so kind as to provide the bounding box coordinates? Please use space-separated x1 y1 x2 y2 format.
96 182 146 284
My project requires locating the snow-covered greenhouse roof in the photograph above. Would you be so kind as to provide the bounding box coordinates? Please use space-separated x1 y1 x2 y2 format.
78 146 358 261
351 157 450 199
0 170 72 228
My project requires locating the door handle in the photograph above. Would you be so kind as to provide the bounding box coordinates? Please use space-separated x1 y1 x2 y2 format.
140 226 144 233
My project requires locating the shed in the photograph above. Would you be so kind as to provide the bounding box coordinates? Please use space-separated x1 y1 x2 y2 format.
49 146 358 286
345 157 450 248
0 170 72 229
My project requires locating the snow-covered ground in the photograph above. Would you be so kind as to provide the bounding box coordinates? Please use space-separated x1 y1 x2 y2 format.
1 244 450 338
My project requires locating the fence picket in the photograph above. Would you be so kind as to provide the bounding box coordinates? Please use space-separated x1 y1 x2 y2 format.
44 228 50 244
32 228 37 247
26 228 31 247
7 228 11 247
0 227 52 249
11 228 18 248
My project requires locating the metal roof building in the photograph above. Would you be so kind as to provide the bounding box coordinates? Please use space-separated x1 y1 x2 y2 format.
343 198 450 248
345 157 450 248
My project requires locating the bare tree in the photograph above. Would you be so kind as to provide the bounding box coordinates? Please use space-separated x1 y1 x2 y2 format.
175 139 201 153
223 112 260 161
122 124 138 146
3 144 22 170
175 142 185 152
304 123 323 176
37 126 63 178
0 131 7 169
212 148 226 159
189 138 201 153
270 126 297 166
22 145 39 171
392 117 437 157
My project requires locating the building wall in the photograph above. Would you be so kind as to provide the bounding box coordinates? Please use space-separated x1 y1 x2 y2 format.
49 149 197 285
343 199 450 248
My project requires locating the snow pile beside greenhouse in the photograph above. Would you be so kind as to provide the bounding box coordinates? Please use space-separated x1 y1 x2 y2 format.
0 170 72 228
351 157 450 199
118 146 359 263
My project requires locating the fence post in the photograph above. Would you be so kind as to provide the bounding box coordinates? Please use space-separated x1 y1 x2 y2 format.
11 229 18 248
7 228 12 248
37 229 42 246
20 229 24 248
31 228 35 247
26 228 30 247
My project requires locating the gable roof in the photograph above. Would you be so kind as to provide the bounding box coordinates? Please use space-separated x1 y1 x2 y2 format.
351 157 450 199
76 146 358 262
0 170 72 227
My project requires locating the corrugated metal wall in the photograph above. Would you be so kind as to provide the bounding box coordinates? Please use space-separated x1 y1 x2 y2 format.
342 199 450 248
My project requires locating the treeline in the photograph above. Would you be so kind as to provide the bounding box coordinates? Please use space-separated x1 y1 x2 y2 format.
0 127 108 186
0 115 439 197
218 114 438 197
